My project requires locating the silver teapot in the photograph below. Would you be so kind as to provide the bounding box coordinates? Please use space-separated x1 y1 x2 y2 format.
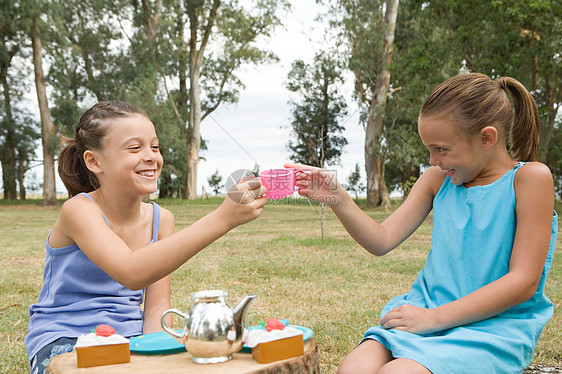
161 290 256 364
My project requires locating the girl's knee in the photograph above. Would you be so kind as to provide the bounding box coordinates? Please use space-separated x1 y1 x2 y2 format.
378 358 432 374
337 355 373 374
337 340 393 374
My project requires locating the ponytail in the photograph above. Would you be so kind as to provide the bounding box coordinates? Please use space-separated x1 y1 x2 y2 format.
494 77 540 162
420 73 540 162
57 136 99 197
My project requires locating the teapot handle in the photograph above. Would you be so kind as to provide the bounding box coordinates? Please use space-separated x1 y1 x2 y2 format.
161 308 186 342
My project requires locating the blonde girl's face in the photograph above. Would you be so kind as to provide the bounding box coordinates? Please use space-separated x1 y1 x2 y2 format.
96 114 163 195
418 116 483 186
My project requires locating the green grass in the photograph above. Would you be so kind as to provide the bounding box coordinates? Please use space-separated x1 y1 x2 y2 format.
1 198 561 373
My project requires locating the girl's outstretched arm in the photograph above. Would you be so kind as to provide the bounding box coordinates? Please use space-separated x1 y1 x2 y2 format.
380 162 555 334
285 163 444 256
55 178 266 291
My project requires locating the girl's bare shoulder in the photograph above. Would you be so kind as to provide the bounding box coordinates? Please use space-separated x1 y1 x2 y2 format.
51 194 106 247
514 162 554 200
60 193 102 219
514 161 553 189
516 161 553 181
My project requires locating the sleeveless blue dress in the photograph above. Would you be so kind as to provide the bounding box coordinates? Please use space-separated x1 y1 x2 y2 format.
25 193 162 362
362 163 558 374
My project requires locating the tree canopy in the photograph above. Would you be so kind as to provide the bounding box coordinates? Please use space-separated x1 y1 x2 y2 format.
1 0 561 200
286 52 348 168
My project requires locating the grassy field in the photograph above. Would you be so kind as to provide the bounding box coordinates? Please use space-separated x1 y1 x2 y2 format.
1 197 561 373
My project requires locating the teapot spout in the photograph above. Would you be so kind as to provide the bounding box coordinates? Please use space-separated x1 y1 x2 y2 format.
232 294 257 331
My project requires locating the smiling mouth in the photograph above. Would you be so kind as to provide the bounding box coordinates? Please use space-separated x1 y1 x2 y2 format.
136 170 156 177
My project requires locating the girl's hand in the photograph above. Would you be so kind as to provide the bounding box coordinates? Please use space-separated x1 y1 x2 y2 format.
284 162 343 205
380 304 441 335
219 176 267 228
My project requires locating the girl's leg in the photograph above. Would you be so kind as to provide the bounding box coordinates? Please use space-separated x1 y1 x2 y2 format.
379 358 432 374
29 337 77 374
337 339 393 374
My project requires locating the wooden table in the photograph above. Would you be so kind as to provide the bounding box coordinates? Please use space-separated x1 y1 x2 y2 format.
46 339 319 374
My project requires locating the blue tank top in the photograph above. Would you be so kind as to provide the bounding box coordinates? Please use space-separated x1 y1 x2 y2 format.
362 163 558 373
25 193 161 361
412 163 556 320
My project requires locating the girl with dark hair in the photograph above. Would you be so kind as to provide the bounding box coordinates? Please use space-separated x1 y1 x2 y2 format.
25 101 266 374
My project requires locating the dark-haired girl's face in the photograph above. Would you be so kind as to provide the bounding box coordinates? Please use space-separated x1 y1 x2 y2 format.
96 114 163 196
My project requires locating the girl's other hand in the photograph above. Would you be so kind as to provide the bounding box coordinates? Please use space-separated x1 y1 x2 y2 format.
284 162 343 205
379 304 441 335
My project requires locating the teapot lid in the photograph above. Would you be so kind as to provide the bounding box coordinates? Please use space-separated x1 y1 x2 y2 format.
191 290 228 302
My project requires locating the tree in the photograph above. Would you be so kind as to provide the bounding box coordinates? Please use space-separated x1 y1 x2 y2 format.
365 0 398 210
42 0 186 199
285 52 348 168
424 0 561 180
382 0 460 196
0 0 41 201
46 0 128 105
343 163 365 199
285 51 348 240
30 9 57 204
45 0 129 130
457 0 560 163
177 0 289 199
328 0 560 202
0 0 24 199
328 0 399 210
14 109 39 200
207 169 223 195
33 0 288 200
545 126 562 199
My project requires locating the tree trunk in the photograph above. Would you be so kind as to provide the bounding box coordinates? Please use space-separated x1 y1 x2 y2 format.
31 11 58 206
187 65 201 199
18 153 26 200
0 150 17 199
0 69 17 200
142 0 162 44
364 0 398 210
177 7 189 123
539 103 558 163
538 77 560 163
185 0 220 199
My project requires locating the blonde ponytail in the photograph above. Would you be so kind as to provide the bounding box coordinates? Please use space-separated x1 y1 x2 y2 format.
494 77 540 161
